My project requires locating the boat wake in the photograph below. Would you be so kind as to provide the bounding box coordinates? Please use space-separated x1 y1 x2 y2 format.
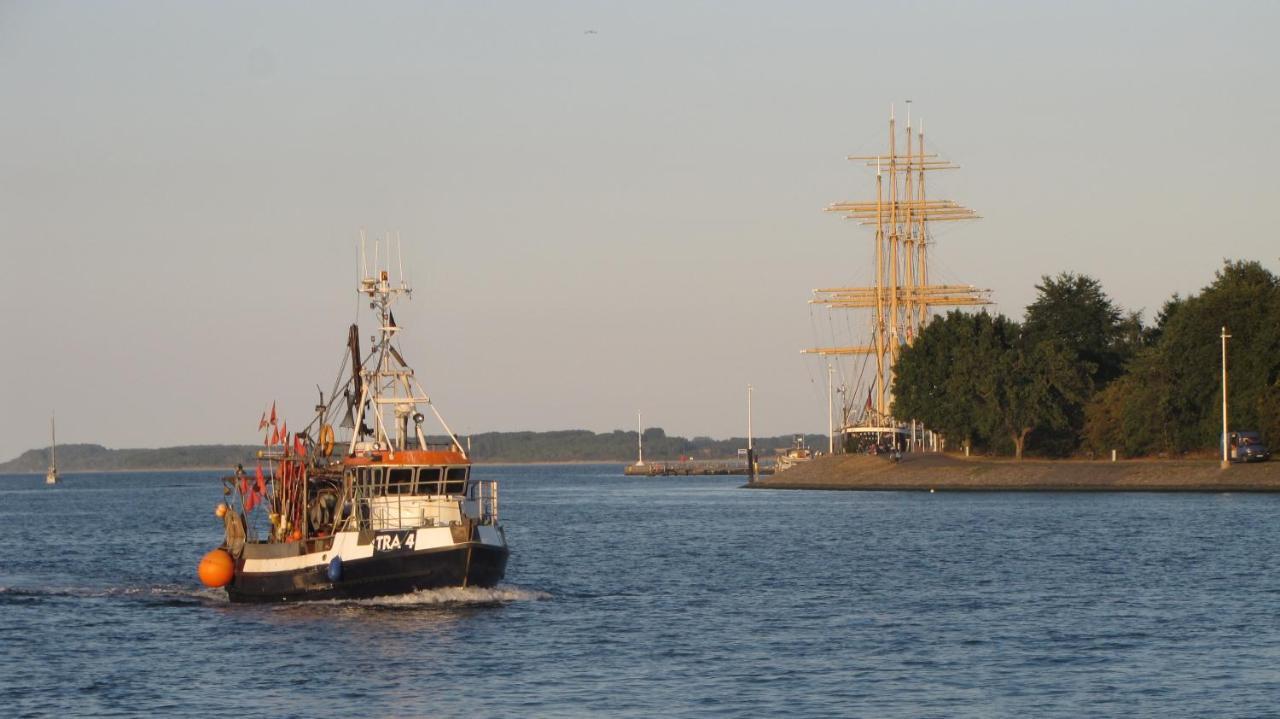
0 583 547 611
308 585 550 610
0 583 227 606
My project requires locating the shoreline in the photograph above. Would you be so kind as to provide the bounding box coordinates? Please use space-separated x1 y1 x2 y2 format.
748 453 1280 492
0 459 640 477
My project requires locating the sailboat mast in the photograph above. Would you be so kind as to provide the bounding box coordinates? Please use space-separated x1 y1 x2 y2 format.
903 103 916 341
803 105 990 437
886 106 900 419
916 120 929 331
873 155 886 417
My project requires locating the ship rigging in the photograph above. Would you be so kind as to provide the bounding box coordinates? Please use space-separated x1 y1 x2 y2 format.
805 105 990 447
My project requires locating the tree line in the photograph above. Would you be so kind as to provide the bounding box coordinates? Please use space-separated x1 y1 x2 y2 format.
893 260 1280 459
0 431 828 472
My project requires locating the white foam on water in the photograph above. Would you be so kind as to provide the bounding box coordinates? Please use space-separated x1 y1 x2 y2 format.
3 582 546 609
342 585 551 608
0 583 227 604
141 584 230 603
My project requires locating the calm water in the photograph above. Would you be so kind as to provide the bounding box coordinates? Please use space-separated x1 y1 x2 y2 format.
2 465 1279 718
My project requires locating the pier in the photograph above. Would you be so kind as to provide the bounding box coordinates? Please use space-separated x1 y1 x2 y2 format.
624 460 775 477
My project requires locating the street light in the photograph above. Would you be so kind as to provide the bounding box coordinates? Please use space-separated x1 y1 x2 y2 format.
1221 326 1231 468
826 364 834 454
636 410 644 467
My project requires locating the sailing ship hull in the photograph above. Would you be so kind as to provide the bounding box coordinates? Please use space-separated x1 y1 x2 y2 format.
226 541 509 604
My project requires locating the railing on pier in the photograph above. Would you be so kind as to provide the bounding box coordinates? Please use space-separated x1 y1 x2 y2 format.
623 460 776 477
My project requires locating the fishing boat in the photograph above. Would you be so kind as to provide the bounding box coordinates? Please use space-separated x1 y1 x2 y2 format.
774 435 814 472
198 238 509 603
45 415 59 485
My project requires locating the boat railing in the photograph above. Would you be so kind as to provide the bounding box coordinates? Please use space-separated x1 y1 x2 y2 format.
345 482 498 530
469 480 499 524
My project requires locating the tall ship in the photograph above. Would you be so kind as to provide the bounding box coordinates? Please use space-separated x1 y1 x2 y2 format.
198 237 509 602
45 414 59 485
805 105 990 452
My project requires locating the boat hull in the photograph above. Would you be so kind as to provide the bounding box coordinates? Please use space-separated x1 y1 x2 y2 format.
225 542 509 604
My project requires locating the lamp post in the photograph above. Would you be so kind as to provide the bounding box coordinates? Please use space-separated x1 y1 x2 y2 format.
747 384 757 483
827 364 834 454
1221 326 1231 468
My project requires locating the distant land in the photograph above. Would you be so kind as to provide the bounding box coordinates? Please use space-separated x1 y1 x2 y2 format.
0 429 826 473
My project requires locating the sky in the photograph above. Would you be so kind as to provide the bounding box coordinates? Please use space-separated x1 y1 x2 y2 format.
2 1 1278 460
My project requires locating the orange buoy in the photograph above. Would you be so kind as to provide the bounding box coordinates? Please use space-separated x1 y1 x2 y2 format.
288 528 303 542
214 503 228 518
198 548 235 588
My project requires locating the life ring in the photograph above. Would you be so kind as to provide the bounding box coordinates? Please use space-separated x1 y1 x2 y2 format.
319 424 336 456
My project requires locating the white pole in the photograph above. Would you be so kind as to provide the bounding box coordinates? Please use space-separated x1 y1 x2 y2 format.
636 410 644 466
747 384 753 451
827 364 834 454
1221 326 1231 468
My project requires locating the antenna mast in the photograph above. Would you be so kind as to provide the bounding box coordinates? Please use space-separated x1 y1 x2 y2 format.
345 232 466 458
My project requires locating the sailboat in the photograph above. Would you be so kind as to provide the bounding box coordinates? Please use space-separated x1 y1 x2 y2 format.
198 236 509 603
45 415 59 485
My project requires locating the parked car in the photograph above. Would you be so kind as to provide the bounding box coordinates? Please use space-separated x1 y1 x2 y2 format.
1228 431 1272 463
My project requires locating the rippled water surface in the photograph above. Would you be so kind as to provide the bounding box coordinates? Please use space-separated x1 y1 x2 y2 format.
3 465 1280 717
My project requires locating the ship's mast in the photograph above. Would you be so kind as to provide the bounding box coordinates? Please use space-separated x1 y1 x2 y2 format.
345 235 467 458
804 106 990 427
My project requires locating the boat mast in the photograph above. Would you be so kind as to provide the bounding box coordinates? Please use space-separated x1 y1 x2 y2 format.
345 234 467 458
50 413 56 471
804 105 990 427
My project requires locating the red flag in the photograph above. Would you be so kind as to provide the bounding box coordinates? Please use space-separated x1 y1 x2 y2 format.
239 476 250 495
865 389 873 412
244 491 258 512
294 434 306 457
255 464 268 497
258 409 268 431
280 421 287 444
269 401 277 426
270 425 280 445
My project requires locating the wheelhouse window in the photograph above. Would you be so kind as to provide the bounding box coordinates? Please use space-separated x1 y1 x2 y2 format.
357 467 383 493
416 467 442 495
388 468 413 494
444 466 468 495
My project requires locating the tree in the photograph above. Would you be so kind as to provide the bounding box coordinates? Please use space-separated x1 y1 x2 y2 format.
1023 273 1129 385
893 310 1004 451
895 310 1091 459
1082 349 1176 456
1021 273 1132 455
978 337 1093 460
1157 261 1280 449
1082 260 1280 455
